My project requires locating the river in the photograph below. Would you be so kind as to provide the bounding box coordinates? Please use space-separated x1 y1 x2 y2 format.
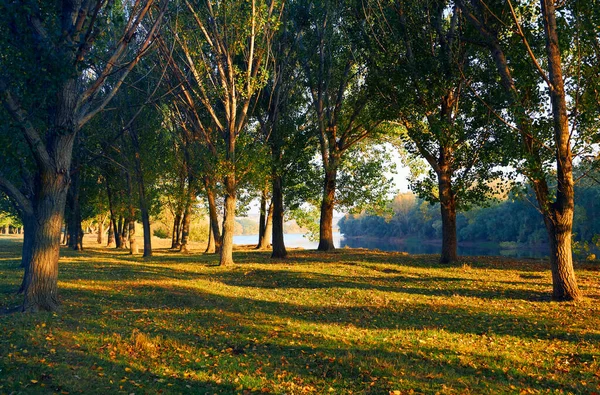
232 233 551 259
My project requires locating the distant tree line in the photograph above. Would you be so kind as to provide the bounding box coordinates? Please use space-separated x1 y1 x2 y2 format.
341 175 600 248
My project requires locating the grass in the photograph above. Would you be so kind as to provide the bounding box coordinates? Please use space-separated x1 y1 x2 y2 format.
1 235 600 394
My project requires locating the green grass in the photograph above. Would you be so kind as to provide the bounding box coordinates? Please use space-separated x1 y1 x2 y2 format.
1 236 600 394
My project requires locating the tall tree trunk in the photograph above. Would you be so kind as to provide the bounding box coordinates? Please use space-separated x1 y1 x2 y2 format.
204 176 222 253
107 220 115 247
271 174 287 258
256 185 268 249
318 167 337 251
205 219 215 253
540 0 581 300
129 127 152 257
219 174 236 266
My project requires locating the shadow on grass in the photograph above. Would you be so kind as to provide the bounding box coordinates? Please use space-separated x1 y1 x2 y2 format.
50 284 596 394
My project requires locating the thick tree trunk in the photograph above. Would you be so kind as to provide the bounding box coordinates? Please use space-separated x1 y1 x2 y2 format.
107 220 115 247
318 168 337 251
539 0 581 300
21 157 73 312
256 185 268 249
438 169 458 263
204 176 222 253
271 174 287 258
219 175 236 266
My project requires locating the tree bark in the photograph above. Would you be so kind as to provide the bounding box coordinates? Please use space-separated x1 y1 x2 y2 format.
19 213 35 271
271 174 287 258
438 166 458 263
318 167 337 251
21 153 73 311
256 185 269 249
128 218 138 254
107 220 115 247
171 212 182 249
180 204 192 253
129 127 152 257
118 215 127 249
540 0 581 300
204 176 222 253
219 174 236 266
97 216 104 245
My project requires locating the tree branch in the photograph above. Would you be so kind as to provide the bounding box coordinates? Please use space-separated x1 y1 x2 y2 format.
0 78 52 169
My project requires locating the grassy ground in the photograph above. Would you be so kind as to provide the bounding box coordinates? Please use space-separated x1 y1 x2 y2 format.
1 235 599 394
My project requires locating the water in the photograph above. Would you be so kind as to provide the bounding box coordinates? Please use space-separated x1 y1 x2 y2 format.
340 237 550 259
233 233 342 249
234 233 551 259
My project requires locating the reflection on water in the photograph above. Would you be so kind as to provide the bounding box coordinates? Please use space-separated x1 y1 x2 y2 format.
340 237 550 259
234 233 552 259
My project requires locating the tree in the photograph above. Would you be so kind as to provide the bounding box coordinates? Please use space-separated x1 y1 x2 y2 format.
295 0 387 251
169 0 283 265
0 0 167 311
457 0 599 300
365 0 506 263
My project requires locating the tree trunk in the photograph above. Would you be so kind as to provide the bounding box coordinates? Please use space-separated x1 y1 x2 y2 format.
540 0 581 300
205 219 215 253
19 214 35 271
271 174 287 258
318 167 337 251
438 168 458 263
171 212 182 249
261 203 273 250
204 176 222 253
128 218 138 254
97 217 104 245
256 185 268 249
130 127 152 257
118 215 127 249
180 205 192 253
105 178 121 249
21 158 73 312
219 175 236 266
107 220 115 247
